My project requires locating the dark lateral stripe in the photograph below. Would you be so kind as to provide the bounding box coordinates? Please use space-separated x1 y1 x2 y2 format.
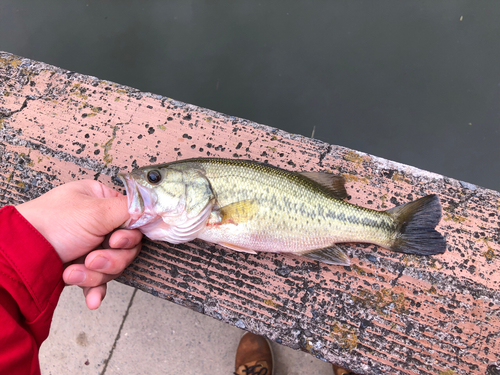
326 210 393 230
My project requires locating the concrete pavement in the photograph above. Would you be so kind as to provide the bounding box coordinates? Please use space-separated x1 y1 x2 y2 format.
40 281 334 375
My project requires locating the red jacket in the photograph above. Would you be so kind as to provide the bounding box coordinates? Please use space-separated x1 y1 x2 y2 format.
0 205 65 375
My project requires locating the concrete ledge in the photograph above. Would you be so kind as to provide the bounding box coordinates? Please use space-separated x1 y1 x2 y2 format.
1 51 499 375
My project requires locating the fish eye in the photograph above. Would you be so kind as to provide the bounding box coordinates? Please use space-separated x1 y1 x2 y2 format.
146 170 162 184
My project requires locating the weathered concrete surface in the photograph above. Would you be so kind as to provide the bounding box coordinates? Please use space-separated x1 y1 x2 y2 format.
39 281 134 374
40 281 334 375
104 287 333 375
1 51 499 375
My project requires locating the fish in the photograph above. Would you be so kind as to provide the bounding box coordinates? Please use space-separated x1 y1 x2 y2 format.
118 157 446 265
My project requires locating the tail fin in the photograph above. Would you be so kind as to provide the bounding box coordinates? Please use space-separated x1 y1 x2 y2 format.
386 194 446 255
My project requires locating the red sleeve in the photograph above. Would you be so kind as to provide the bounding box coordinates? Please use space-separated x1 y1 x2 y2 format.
0 205 65 375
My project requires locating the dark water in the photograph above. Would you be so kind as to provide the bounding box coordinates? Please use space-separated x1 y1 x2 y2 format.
1 1 499 191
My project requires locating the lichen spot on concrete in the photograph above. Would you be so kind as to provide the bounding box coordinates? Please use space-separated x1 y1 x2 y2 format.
264 298 278 308
342 174 370 184
100 125 119 165
352 287 407 316
443 212 466 223
344 151 370 165
482 239 495 261
392 171 410 183
0 56 22 68
329 322 358 351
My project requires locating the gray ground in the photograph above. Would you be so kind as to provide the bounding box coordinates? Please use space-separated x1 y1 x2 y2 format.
40 281 334 375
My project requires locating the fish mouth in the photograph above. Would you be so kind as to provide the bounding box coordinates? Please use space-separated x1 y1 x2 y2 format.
118 173 158 229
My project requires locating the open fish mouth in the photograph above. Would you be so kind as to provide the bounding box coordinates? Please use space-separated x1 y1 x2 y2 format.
118 173 159 229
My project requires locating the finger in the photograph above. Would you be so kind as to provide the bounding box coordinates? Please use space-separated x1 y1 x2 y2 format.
107 229 143 249
98 195 131 231
75 180 129 231
101 232 113 249
83 284 107 310
64 253 86 269
63 264 120 287
74 179 122 199
85 244 141 274
90 180 122 199
101 228 142 249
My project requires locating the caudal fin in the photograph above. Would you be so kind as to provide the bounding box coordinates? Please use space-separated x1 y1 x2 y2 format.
386 194 446 255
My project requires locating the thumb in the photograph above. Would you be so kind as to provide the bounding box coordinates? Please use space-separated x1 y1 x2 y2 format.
95 194 130 232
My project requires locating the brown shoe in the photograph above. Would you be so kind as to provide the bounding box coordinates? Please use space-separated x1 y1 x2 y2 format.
333 364 357 375
234 332 274 375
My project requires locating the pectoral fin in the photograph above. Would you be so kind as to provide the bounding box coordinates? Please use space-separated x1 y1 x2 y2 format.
298 172 347 200
302 245 350 265
219 199 260 225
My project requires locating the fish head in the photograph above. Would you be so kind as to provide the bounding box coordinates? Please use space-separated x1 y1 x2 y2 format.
119 166 185 228
118 163 215 243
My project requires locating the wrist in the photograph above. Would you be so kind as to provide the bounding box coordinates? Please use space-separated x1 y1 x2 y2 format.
16 201 66 263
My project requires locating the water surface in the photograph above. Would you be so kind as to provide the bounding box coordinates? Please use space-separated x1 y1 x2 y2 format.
1 1 498 190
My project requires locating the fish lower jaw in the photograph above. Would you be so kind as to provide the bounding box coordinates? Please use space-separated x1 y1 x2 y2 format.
122 212 160 230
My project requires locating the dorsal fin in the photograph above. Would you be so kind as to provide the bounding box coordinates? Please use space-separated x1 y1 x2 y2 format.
298 172 348 200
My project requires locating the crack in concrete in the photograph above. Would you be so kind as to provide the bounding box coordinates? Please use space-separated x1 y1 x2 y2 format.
0 97 30 119
318 144 332 167
1 130 122 181
201 250 216 316
100 288 137 375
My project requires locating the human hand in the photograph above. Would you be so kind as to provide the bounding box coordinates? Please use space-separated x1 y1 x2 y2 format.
16 180 142 309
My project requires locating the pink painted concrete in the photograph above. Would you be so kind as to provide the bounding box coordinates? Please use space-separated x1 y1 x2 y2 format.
1 51 499 374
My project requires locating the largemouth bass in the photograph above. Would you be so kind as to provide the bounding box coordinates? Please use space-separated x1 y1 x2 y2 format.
119 158 446 265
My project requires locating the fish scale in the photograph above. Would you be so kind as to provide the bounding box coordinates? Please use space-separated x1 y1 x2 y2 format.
196 159 394 251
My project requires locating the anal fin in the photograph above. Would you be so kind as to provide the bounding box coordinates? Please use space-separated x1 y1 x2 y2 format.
302 245 350 265
220 242 258 255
